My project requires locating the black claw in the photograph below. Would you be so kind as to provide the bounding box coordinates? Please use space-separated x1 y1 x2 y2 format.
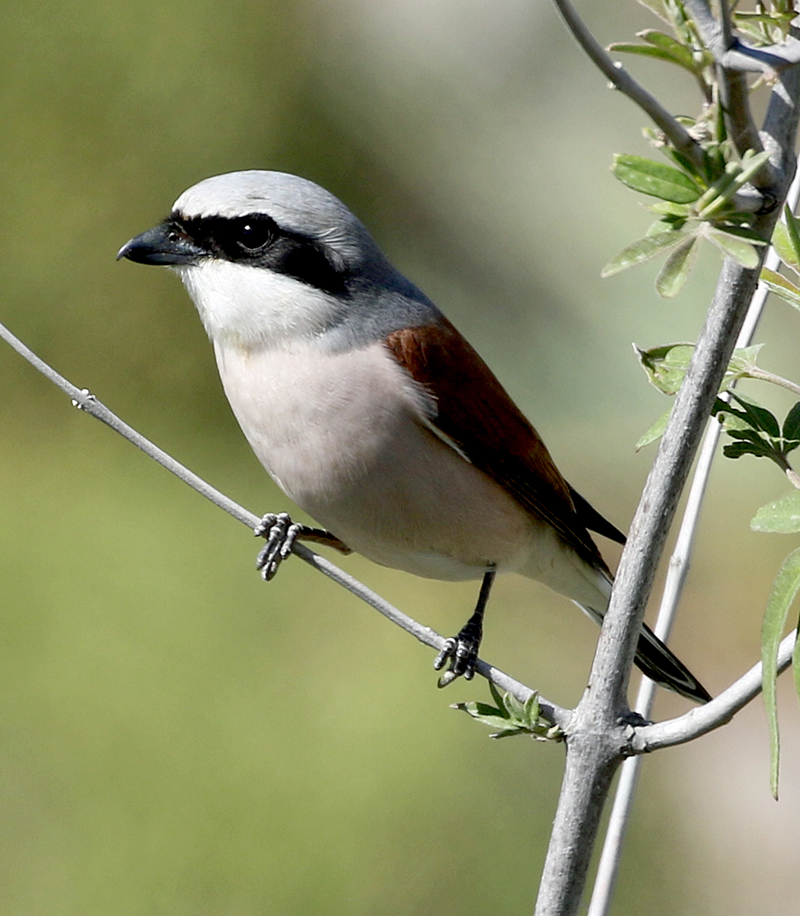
255 512 302 581
434 568 495 688
620 710 651 729
436 669 459 688
433 637 457 672
434 623 482 687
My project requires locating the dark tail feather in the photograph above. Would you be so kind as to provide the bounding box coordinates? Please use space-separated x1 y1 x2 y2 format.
635 623 711 704
574 602 711 704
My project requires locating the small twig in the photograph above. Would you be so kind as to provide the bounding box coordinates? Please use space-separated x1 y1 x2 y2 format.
683 0 770 179
685 0 800 73
717 0 770 178
552 0 706 173
721 41 800 74
748 365 800 397
635 629 797 751
721 66 766 160
556 0 773 207
0 317 569 727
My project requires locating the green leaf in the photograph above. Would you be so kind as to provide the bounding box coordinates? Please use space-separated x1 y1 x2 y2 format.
760 268 800 311
645 218 681 237
488 679 505 710
609 33 700 73
636 343 695 394
602 230 690 277
490 727 530 740
734 19 770 44
735 149 773 191
646 200 691 219
639 29 700 71
783 402 800 443
664 146 708 184
751 490 800 534
723 440 774 460
725 428 774 446
735 10 794 26
729 392 781 437
761 547 800 798
523 691 541 724
726 343 763 376
452 701 512 733
784 205 800 267
704 226 763 269
695 151 772 220
636 343 767 428
716 404 759 434
636 408 671 450
612 154 702 203
503 690 526 722
453 689 550 739
608 42 684 63
770 222 800 274
656 235 698 297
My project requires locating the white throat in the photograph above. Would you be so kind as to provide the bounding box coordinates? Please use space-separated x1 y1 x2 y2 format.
176 259 342 349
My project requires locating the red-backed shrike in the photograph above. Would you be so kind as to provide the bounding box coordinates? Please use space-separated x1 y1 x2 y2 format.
118 171 710 703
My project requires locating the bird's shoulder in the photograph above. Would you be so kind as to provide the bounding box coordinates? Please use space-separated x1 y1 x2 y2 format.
384 317 614 571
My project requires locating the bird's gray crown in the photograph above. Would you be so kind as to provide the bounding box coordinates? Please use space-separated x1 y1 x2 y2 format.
166 171 441 346
173 170 380 268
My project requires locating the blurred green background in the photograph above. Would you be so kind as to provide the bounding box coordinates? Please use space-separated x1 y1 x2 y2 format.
2 2 799 914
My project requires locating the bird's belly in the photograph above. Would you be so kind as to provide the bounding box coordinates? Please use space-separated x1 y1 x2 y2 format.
214 340 540 580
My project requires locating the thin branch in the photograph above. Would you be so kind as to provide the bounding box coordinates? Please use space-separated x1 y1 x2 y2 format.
587 368 729 915
0 317 571 729
717 0 769 178
584 710 645 916
535 246 773 916
720 66 765 161
636 629 797 751
535 45 800 915
682 0 770 179
685 0 800 73
588 263 770 715
552 0 706 173
748 365 800 396
588 163 800 916
557 0 774 214
585 59 800 720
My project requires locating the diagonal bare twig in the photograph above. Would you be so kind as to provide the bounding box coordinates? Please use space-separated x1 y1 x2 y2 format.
635 629 797 751
5 308 795 747
555 0 775 206
685 0 800 73
552 0 706 172
0 317 569 728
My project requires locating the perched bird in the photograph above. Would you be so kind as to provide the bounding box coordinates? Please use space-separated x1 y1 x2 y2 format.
118 170 710 703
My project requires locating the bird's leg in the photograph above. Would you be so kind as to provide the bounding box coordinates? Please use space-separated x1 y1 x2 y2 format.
434 567 496 687
255 512 351 581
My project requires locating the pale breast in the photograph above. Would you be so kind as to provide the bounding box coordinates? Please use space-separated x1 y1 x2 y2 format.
212 338 539 580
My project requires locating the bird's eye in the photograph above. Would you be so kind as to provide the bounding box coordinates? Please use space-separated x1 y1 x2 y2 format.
234 217 274 253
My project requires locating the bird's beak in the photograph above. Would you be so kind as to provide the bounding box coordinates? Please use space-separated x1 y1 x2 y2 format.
116 223 204 266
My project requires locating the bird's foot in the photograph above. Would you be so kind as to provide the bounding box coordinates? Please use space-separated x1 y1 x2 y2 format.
620 710 651 729
255 513 351 580
434 617 483 688
434 569 494 688
255 512 303 581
